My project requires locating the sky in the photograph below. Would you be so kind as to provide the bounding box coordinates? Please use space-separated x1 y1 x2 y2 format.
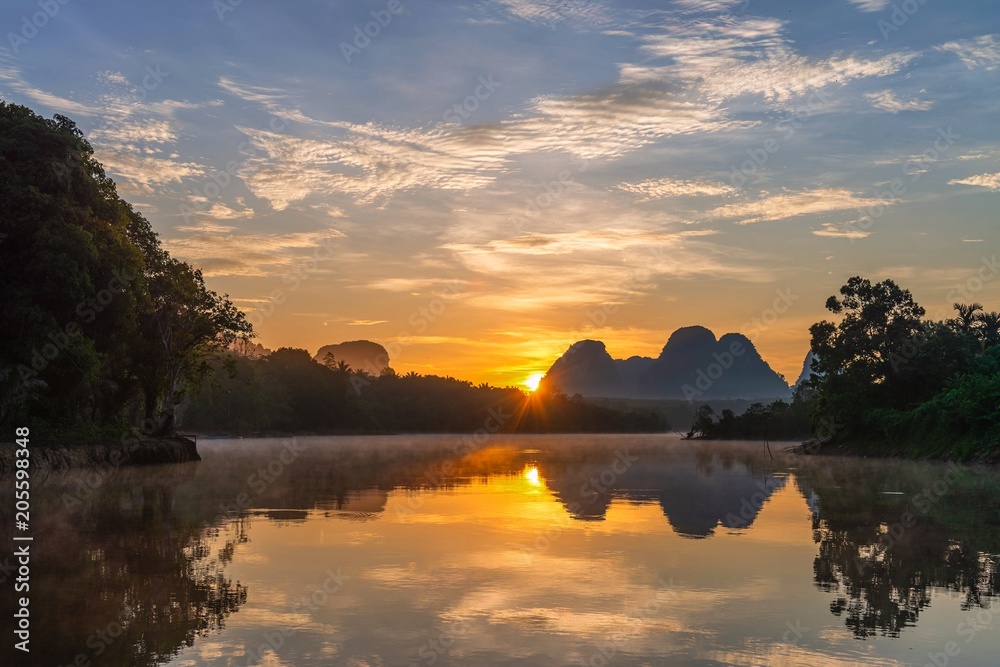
2 0 999 388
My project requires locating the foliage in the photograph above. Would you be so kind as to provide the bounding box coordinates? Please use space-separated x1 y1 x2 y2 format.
179 349 667 435
808 275 1000 460
690 398 814 440
0 101 251 438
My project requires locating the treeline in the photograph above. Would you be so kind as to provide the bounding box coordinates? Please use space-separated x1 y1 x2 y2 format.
688 394 814 440
0 102 249 440
179 349 668 435
689 276 1000 460
807 277 1000 460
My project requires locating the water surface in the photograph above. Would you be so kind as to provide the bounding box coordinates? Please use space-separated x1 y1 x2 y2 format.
3 435 998 666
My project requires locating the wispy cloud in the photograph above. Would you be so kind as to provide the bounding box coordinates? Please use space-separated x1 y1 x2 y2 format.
164 225 345 277
812 221 871 239
635 15 916 102
236 84 745 208
949 172 1000 191
708 189 886 224
937 34 1000 70
864 89 933 113
617 177 735 202
443 228 770 311
847 0 891 12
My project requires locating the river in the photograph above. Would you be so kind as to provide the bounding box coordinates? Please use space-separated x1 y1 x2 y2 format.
2 434 998 666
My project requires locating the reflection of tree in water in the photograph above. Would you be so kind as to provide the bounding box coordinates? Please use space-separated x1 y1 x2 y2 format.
0 467 247 666
798 461 1000 639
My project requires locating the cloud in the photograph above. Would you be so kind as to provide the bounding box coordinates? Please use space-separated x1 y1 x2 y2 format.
164 225 345 277
635 15 917 102
0 65 99 117
673 0 747 12
864 89 933 113
362 278 470 293
937 34 1000 70
847 0 891 12
708 189 886 224
442 228 770 311
347 320 389 326
235 85 745 208
949 172 1000 191
489 0 618 28
812 221 871 239
617 178 735 201
0 65 218 197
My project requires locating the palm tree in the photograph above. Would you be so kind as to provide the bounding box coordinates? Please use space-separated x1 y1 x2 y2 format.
976 311 1000 347
953 302 984 332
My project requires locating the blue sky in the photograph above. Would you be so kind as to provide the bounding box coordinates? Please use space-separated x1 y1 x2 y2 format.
2 0 999 385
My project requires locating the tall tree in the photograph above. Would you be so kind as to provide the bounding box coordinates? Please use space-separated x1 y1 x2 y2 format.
809 277 926 434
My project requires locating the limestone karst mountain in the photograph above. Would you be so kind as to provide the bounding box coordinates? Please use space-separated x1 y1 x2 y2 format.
541 326 791 400
313 340 391 375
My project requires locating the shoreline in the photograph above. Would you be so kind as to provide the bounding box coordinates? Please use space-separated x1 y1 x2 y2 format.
0 436 201 473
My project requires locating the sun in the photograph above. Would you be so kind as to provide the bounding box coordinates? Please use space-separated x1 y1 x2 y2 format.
523 372 545 392
524 465 541 486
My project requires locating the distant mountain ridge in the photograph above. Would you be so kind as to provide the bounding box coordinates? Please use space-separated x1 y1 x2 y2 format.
313 340 391 375
541 326 792 400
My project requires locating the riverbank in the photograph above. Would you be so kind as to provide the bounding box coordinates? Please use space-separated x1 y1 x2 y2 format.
816 437 1000 465
0 436 200 473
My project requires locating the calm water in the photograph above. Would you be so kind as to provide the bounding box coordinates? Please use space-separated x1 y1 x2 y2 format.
3 435 999 666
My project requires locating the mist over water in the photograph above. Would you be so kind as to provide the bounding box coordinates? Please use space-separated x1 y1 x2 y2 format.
2 435 998 666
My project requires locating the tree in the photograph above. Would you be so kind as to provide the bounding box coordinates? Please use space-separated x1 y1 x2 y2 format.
953 302 984 333
140 259 252 435
690 405 715 438
976 311 1000 348
809 277 926 434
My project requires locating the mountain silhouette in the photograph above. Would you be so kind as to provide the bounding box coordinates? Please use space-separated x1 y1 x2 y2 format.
542 326 791 399
313 340 391 375
794 350 820 387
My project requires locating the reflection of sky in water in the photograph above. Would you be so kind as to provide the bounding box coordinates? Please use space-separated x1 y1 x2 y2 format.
149 436 998 667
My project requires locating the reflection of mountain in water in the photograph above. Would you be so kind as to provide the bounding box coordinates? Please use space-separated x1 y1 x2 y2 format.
541 458 785 537
7 436 999 662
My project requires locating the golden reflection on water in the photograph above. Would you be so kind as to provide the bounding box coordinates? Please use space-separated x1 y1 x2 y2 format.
3 435 998 667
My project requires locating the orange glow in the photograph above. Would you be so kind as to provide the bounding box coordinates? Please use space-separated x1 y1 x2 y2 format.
523 373 545 392
524 465 541 486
